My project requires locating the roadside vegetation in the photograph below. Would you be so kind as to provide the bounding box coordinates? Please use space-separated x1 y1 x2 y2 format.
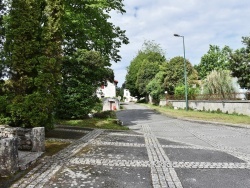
56 118 128 130
143 103 250 126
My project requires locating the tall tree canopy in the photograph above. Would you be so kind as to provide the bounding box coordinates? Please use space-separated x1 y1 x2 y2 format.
194 45 232 80
0 0 128 128
229 36 250 89
56 49 113 119
1 0 63 129
125 40 166 98
62 0 129 62
163 56 198 95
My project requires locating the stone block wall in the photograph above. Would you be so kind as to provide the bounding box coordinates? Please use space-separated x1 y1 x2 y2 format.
0 137 18 176
163 100 250 116
0 127 45 152
0 127 45 176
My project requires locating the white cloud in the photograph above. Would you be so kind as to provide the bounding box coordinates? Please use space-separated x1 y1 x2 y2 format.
110 0 250 86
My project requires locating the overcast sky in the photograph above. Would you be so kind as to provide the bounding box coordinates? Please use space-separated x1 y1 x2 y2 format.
110 0 250 87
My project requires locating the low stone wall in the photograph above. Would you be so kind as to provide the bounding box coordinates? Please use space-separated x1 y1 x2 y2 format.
0 127 45 152
0 137 18 176
160 100 250 116
0 127 45 176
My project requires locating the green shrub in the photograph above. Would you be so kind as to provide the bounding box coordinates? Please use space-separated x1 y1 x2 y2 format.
93 110 116 119
174 85 199 100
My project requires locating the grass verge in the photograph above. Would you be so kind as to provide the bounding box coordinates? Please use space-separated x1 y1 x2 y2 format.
56 118 129 130
142 103 250 126
44 140 71 156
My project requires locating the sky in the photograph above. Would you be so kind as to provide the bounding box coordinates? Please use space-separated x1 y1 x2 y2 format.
109 0 250 87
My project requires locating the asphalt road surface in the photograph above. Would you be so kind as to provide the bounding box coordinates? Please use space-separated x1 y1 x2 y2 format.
11 103 250 188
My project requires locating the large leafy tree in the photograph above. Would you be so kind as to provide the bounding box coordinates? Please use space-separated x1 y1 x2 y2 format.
1 0 63 129
163 56 198 95
125 40 166 98
0 0 128 126
194 45 232 80
56 50 113 119
136 60 162 97
146 69 166 102
62 0 129 62
229 36 250 89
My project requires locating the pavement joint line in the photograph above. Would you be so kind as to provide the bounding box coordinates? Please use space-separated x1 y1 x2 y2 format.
10 129 104 188
107 132 144 137
171 123 250 163
92 141 146 147
142 124 183 188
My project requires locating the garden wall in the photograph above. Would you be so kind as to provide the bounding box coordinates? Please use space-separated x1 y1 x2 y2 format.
0 127 45 176
160 100 250 116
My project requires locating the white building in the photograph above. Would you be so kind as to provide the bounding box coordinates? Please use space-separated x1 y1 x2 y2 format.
97 80 118 98
123 89 137 102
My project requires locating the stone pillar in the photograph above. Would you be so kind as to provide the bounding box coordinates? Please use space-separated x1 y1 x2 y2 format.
31 127 45 152
0 137 19 176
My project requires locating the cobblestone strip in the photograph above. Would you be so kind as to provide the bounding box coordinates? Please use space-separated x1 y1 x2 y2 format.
142 124 183 188
69 157 150 167
107 132 144 137
93 141 145 147
11 129 103 188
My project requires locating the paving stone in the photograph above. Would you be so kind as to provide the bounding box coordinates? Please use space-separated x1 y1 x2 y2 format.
176 168 250 188
164 148 245 163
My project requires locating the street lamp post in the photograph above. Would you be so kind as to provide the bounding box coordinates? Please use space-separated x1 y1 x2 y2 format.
174 34 188 110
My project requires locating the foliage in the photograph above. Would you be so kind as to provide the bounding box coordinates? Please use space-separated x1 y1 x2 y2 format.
62 0 129 62
202 70 236 98
194 45 232 80
93 110 116 119
125 40 166 98
146 71 165 102
174 85 199 100
163 56 198 95
57 118 129 130
116 84 124 99
136 60 162 96
56 49 112 119
0 0 128 128
229 36 250 89
0 0 63 129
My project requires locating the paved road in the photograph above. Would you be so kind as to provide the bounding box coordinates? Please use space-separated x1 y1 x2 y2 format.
10 103 250 188
116 103 250 188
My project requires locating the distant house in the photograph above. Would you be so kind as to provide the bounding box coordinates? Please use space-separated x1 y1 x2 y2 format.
123 89 137 102
97 80 118 99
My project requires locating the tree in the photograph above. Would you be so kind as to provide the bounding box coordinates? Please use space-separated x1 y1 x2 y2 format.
0 0 128 126
229 36 250 89
125 40 166 98
146 70 165 102
56 49 113 119
62 0 129 62
1 0 63 129
194 45 232 80
136 60 162 97
0 0 6 84
163 56 198 95
202 70 236 99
